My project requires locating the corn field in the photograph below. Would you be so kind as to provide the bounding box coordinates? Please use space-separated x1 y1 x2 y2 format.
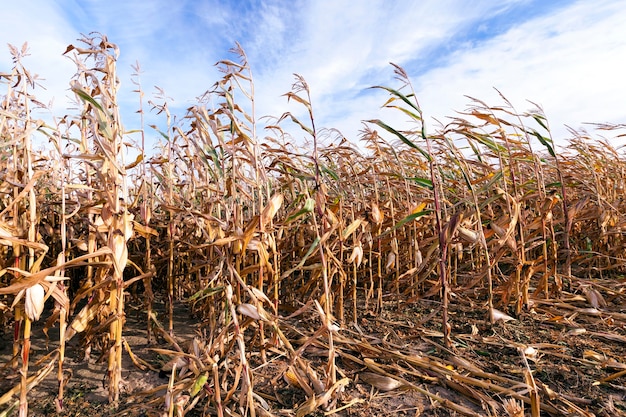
0 34 625 417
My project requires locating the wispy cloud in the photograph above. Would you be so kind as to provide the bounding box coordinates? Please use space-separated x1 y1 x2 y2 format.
410 0 626 139
0 1 79 113
1 0 624 151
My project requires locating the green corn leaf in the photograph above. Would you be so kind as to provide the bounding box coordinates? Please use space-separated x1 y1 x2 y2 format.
321 165 340 182
71 84 105 114
531 113 549 131
191 373 209 397
477 170 504 195
282 113 314 136
380 210 431 238
188 286 225 302
367 119 431 161
531 130 555 158
386 104 422 122
396 210 431 229
150 125 170 142
203 146 223 178
406 176 433 190
0 400 18 417
370 85 421 113
467 139 483 163
287 198 314 222
467 131 506 153
280 236 321 280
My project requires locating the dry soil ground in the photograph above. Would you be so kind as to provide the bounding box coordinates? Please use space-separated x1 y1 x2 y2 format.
1 288 625 416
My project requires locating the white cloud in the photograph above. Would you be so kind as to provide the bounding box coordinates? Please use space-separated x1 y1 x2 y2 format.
2 0 624 153
0 2 78 115
248 0 535 145
247 0 624 148
410 0 626 145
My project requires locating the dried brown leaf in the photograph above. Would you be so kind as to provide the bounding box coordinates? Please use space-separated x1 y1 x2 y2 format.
359 372 404 391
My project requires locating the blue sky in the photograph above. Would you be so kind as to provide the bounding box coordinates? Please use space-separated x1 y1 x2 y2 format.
1 0 625 152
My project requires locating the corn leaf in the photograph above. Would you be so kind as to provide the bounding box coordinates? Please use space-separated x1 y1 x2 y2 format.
367 119 431 161
531 129 556 158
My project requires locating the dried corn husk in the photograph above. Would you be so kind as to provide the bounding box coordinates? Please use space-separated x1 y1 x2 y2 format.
25 284 45 321
457 226 479 244
359 372 404 392
371 203 383 225
349 243 363 267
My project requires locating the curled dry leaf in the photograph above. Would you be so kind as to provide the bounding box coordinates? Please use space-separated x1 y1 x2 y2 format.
410 201 427 215
342 218 362 240
583 350 605 362
295 377 350 417
237 303 268 322
249 286 272 306
0 221 17 246
416 246 423 266
567 328 587 336
359 372 404 392
173 394 189 417
295 395 317 417
582 285 607 309
74 239 88 251
450 356 482 373
490 308 516 323
452 242 464 261
261 193 283 228
385 252 396 272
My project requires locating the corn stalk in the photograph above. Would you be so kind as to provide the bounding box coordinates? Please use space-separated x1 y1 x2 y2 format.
65 34 131 404
368 63 451 347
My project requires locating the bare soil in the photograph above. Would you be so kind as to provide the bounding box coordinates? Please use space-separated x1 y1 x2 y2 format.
1 288 626 416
